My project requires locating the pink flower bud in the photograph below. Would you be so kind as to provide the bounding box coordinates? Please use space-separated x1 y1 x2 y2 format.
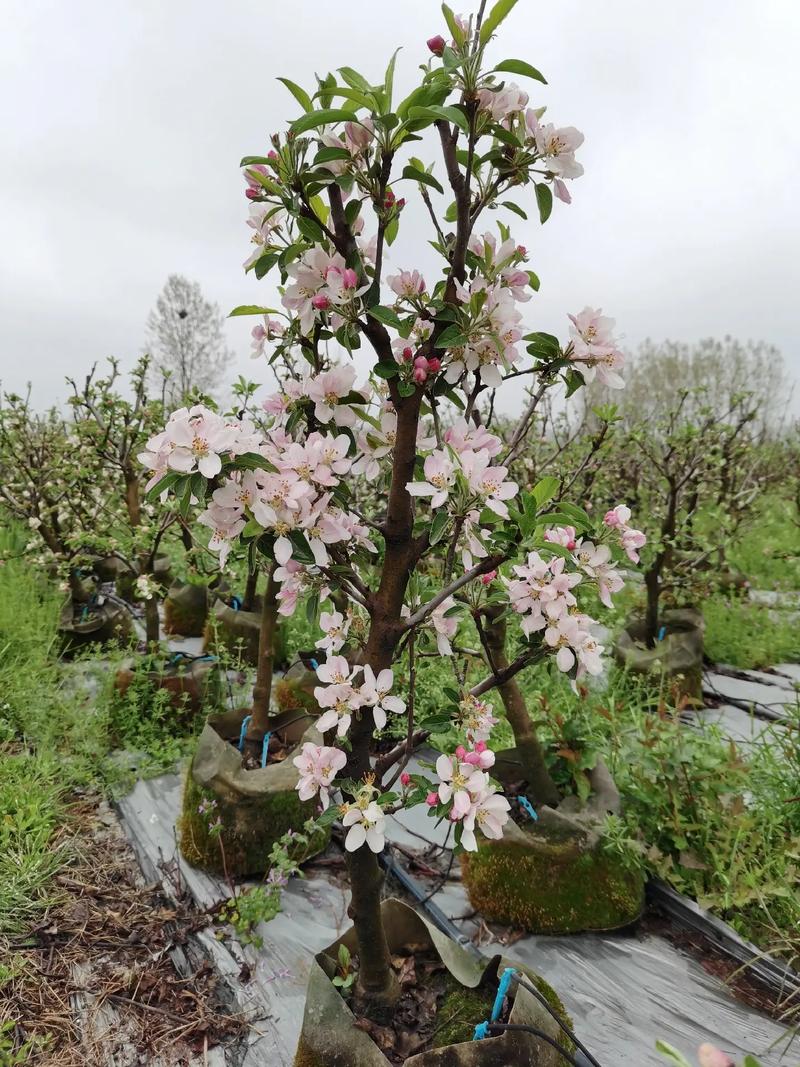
397 197 406 211
311 294 331 311
401 346 414 362
427 34 446 55
342 267 358 289
413 366 428 384
455 745 466 760
449 809 461 821
480 570 497 585
400 772 411 787
698 1046 735 1067
325 265 342 282
245 188 259 200
426 791 438 806
267 150 279 161
427 357 441 373
474 741 487 753
516 244 527 257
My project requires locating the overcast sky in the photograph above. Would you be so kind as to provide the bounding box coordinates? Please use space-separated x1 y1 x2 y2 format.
2 0 799 413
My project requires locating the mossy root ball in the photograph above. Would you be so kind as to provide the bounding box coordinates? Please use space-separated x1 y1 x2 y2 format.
461 827 644 934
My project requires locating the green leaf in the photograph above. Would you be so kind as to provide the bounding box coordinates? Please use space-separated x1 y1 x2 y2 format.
316 85 376 110
144 471 182 503
239 155 273 166
408 104 470 134
314 145 351 164
277 76 313 112
242 518 263 539
296 215 326 243
290 108 358 135
228 305 279 317
429 509 450 545
232 452 278 474
368 305 402 329
479 0 520 45
527 270 540 291
653 1042 693 1067
372 361 399 380
532 476 559 507
253 252 278 280
500 200 527 220
315 804 342 828
493 59 547 84
441 3 466 45
401 165 444 194
338 65 372 94
383 49 400 110
435 324 468 348
385 216 399 245
535 182 553 224
398 380 416 397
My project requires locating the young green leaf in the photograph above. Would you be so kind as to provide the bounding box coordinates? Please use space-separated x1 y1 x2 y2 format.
290 108 358 135
441 3 466 45
277 76 313 112
368 305 403 329
535 182 553 224
479 0 520 45
228 305 279 317
401 165 444 194
493 58 547 84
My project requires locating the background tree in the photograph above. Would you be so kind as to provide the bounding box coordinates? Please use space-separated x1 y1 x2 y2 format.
144 274 235 405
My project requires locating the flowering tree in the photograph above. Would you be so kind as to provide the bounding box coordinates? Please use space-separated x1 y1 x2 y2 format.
143 1 643 1017
0 391 112 599
68 356 188 644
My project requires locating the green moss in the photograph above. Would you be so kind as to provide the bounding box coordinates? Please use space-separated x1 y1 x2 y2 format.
293 1037 326 1067
431 976 495 1048
163 598 208 637
462 829 644 934
179 770 328 878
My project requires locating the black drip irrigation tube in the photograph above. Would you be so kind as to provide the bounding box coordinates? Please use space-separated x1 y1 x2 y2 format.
379 847 601 1067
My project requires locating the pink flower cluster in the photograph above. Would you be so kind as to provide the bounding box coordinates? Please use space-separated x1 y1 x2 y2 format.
603 505 647 563
568 308 625 389
139 405 262 489
313 656 405 737
282 247 369 335
429 743 510 852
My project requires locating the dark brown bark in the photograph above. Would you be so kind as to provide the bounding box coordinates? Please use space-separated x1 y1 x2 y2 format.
480 607 560 808
143 594 160 647
242 568 259 614
247 564 277 738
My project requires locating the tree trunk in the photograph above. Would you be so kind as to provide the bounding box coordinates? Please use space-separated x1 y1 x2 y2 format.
247 564 277 739
644 565 660 648
343 387 424 1017
242 568 259 613
144 594 160 646
481 607 560 808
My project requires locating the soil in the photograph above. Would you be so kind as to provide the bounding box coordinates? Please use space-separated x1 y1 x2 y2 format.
349 944 499 1064
0 794 245 1066
240 728 293 770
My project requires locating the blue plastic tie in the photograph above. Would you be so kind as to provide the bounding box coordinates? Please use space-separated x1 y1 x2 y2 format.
474 967 516 1040
238 714 252 751
657 625 667 642
309 657 319 670
231 596 242 611
261 731 272 767
491 967 516 1021
518 795 538 821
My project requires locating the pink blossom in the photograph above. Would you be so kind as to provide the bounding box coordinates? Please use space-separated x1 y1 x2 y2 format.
458 694 498 744
477 82 529 125
526 111 584 181
305 365 359 426
360 665 405 730
604 505 630 528
427 34 446 55
544 525 578 551
435 754 487 818
406 449 456 508
315 610 350 654
444 417 502 458
697 1046 735 1067
568 307 625 389
462 740 496 770
387 269 426 299
426 791 439 806
400 772 411 787
293 742 346 809
460 786 511 851
460 449 518 518
342 801 385 853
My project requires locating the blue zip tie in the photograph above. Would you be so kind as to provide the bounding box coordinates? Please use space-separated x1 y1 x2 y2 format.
261 731 272 767
657 625 667 642
238 714 252 751
309 657 318 670
231 596 242 611
518 795 538 821
474 966 517 1040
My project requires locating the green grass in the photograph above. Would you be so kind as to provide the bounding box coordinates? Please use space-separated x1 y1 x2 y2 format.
727 494 800 591
703 595 800 669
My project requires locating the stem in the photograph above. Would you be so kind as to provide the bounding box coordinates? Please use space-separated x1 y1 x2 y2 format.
247 564 277 739
480 608 560 807
644 566 660 648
